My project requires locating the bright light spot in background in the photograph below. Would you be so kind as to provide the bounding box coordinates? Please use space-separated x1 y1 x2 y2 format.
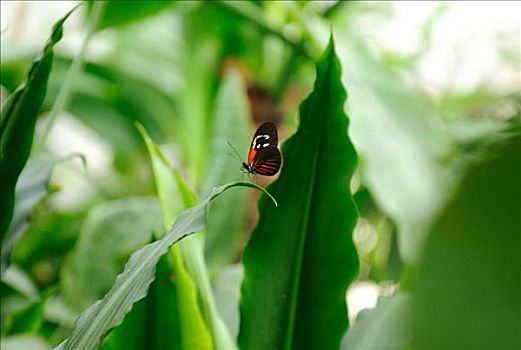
45 114 114 211
347 281 381 323
0 1 80 47
375 2 521 94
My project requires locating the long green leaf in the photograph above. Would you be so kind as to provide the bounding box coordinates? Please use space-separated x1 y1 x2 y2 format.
0 8 74 244
139 124 214 350
179 12 219 185
200 71 250 277
140 124 257 349
239 37 359 349
58 181 272 350
1 153 79 274
413 134 521 349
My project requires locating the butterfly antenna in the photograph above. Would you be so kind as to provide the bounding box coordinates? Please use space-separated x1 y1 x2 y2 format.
226 141 244 163
226 152 241 162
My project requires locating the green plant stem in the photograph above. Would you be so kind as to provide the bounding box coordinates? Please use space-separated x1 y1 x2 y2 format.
273 48 300 102
36 1 105 152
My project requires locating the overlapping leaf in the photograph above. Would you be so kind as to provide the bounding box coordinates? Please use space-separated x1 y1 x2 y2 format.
0 8 74 247
413 135 521 349
57 181 272 350
139 124 214 350
1 153 79 274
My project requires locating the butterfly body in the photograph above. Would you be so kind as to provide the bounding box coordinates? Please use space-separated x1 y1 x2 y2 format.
241 122 281 176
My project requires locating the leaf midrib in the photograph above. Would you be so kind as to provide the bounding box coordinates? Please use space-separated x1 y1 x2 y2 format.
284 53 334 350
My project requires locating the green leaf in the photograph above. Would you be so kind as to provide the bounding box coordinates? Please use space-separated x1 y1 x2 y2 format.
47 56 177 157
138 124 213 350
100 256 181 350
88 0 174 30
57 181 272 350
4 288 55 335
140 124 258 349
239 37 359 349
413 135 521 349
341 293 412 349
200 71 250 277
1 153 79 275
179 13 219 185
0 8 74 246
61 197 163 312
336 35 453 265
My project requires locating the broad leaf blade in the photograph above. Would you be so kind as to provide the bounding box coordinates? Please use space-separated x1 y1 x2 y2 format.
61 197 162 312
200 71 250 277
239 38 359 349
0 9 74 245
413 135 521 349
1 153 79 274
336 37 453 265
341 294 412 349
59 182 269 350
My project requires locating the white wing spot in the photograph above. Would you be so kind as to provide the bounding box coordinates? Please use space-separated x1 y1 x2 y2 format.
252 135 270 150
262 143 270 147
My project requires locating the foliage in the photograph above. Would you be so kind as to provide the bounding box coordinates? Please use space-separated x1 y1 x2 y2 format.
58 182 272 350
413 135 521 349
1 1 519 349
1 153 80 274
0 8 73 253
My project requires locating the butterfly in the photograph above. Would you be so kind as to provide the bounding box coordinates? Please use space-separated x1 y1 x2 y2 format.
228 121 282 178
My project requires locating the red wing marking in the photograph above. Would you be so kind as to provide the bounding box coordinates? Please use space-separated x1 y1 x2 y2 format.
247 149 257 163
254 164 280 176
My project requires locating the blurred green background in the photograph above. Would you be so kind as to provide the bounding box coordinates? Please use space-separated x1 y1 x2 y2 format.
1 1 519 349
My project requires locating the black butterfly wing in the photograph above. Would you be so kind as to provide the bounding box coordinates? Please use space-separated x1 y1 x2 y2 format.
251 121 278 149
251 146 281 176
247 121 279 163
